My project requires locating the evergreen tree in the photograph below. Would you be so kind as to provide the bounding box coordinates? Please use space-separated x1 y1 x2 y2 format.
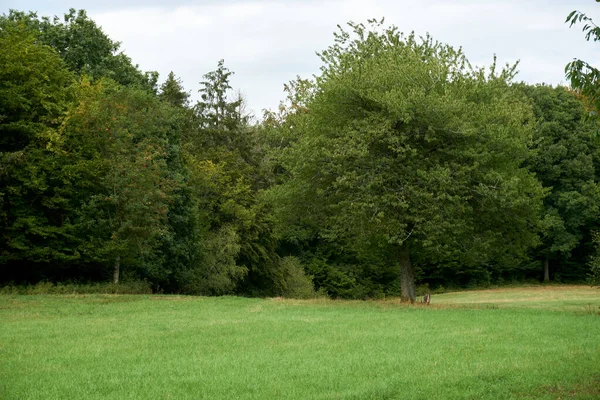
184 61 283 295
159 72 190 108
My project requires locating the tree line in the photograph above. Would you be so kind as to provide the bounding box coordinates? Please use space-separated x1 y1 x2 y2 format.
1 10 599 301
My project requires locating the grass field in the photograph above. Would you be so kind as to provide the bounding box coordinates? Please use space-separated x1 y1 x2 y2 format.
1 286 599 399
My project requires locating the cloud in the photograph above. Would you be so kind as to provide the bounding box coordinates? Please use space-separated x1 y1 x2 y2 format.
7 0 600 115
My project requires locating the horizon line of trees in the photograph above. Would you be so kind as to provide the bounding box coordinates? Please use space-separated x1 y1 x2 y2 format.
1 9 600 301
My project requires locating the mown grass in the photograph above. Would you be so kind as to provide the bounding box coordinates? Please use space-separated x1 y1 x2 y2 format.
1 286 599 399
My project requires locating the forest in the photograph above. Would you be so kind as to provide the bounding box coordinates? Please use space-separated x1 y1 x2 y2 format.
2 9 600 302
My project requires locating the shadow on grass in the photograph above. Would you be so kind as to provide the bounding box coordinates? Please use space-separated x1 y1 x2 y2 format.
517 376 600 399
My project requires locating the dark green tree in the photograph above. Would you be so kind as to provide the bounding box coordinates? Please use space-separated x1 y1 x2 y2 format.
195 60 243 131
523 85 600 282
159 72 190 108
58 80 177 283
0 22 78 281
1 9 158 91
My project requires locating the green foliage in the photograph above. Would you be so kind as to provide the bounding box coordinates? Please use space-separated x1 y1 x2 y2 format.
296 245 399 299
0 11 202 288
522 85 600 281
277 256 320 299
565 10 600 118
1 9 157 91
57 79 179 281
0 21 78 273
269 20 544 297
588 232 600 285
195 59 245 132
3 7 600 296
0 21 74 152
159 72 190 108
186 60 282 296
180 224 246 295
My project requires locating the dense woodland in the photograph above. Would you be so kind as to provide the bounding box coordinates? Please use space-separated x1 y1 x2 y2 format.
2 9 600 301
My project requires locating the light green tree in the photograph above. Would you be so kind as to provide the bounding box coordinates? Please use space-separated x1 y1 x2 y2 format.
270 20 544 302
565 8 600 119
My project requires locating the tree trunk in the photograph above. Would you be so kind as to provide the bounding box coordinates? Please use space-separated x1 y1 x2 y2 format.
543 258 550 282
399 243 416 303
113 255 120 284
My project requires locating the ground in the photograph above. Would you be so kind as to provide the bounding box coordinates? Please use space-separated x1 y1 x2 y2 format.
0 285 599 399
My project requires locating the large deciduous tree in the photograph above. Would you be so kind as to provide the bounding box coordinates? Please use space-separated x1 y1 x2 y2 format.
522 85 600 282
0 21 77 280
58 80 177 284
270 20 544 302
565 8 600 121
1 9 158 91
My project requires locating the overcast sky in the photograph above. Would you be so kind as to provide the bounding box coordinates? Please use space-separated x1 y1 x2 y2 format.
3 0 600 116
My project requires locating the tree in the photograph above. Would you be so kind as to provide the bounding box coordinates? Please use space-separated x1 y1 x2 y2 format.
522 85 600 282
270 20 544 302
194 60 247 134
0 21 78 281
0 13 201 289
182 61 284 295
1 9 158 91
565 8 600 118
0 21 73 154
58 79 176 283
159 72 190 108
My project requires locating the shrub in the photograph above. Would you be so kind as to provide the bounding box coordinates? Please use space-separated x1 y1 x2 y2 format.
279 256 322 299
588 232 600 286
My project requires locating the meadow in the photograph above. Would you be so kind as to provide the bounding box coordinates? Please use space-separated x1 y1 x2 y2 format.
1 286 599 399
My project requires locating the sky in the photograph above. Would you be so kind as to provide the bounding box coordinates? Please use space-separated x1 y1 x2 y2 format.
3 0 600 116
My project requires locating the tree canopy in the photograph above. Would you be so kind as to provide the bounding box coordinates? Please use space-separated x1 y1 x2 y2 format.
268 21 544 301
1 9 599 295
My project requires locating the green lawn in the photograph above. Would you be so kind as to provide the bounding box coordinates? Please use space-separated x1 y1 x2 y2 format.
1 286 599 399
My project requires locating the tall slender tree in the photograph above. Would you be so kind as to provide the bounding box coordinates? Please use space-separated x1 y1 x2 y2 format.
184 61 282 295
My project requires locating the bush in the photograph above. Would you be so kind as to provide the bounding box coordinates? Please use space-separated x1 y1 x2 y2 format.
588 232 600 286
279 257 322 299
180 225 247 296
